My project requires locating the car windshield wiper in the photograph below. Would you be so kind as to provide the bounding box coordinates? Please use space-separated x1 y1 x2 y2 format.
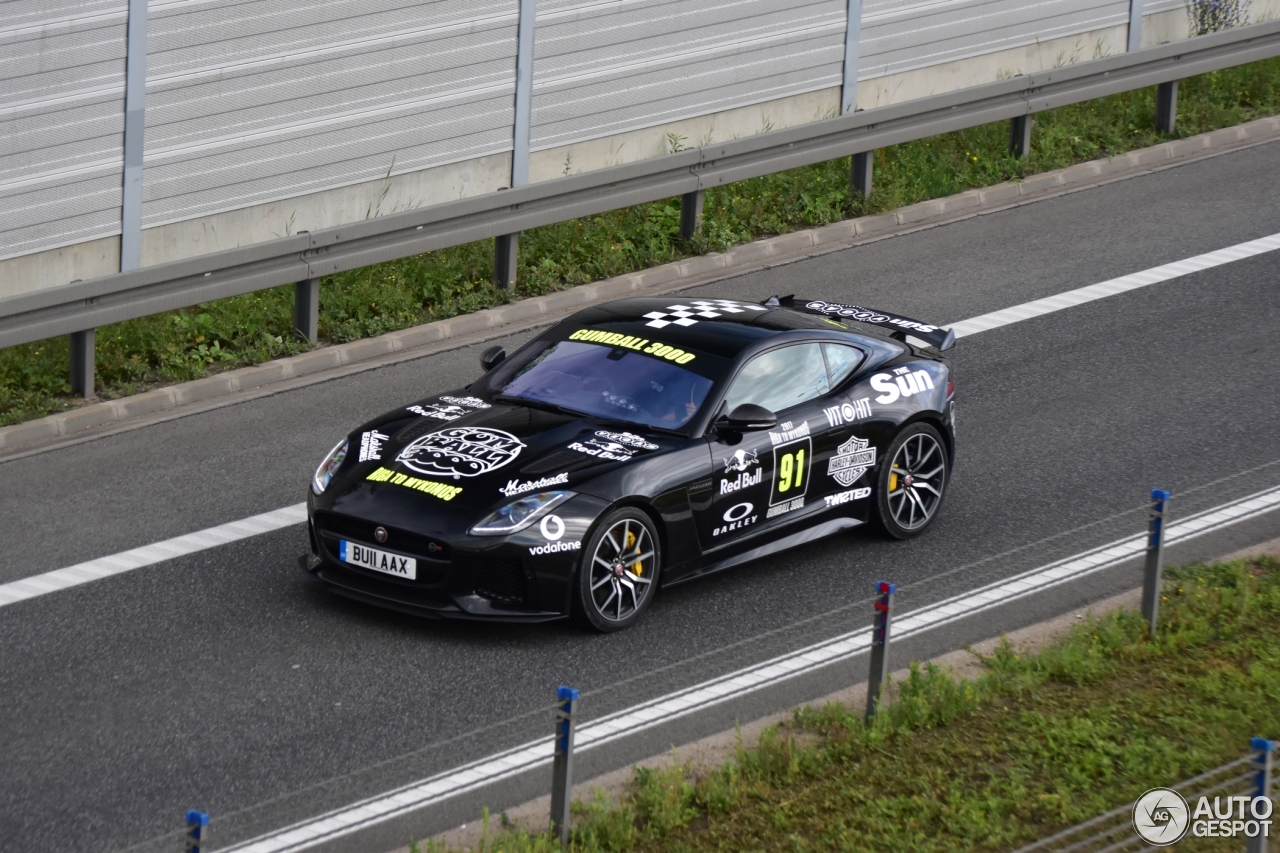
494 395 588 419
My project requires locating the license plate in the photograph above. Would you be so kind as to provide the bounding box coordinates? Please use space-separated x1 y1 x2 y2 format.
339 540 416 580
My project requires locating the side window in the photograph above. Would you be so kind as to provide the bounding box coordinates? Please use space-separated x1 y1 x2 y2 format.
822 343 864 388
722 344 830 414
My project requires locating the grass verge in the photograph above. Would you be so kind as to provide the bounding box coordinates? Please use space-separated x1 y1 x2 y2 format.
4 58 1280 427
410 556 1280 852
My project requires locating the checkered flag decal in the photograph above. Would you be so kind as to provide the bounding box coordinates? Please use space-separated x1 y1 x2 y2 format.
642 299 767 329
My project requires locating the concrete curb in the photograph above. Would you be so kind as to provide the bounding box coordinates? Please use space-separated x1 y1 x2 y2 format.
4 113 1280 456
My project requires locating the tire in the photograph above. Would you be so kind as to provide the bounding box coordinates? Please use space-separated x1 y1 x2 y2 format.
871 422 949 540
574 507 662 632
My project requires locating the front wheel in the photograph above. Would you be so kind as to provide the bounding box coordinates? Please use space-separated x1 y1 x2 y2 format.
872 422 949 539
574 508 661 632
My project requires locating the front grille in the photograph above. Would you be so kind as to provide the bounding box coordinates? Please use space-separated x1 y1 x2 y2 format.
475 558 527 605
312 511 450 562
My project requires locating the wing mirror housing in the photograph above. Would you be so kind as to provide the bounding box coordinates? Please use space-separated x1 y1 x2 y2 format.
717 403 777 433
480 345 506 372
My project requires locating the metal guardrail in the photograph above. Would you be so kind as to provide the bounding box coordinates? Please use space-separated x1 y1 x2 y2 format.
2 20 1280 352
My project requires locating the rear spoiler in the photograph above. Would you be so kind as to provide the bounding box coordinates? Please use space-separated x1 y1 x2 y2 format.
764 295 956 352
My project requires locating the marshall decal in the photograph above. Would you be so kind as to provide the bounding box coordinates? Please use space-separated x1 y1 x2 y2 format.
829 435 877 487
358 430 389 462
500 472 570 497
396 427 524 479
871 367 935 405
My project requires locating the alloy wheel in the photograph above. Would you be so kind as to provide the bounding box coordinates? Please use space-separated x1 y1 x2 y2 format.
886 432 946 531
587 518 655 623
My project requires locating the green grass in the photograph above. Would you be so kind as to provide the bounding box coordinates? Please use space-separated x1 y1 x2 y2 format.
4 57 1280 426
407 556 1280 853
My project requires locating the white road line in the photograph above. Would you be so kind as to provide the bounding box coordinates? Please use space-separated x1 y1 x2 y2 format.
221 483 1280 853
2 231 1279 611
0 505 307 607
948 232 1280 338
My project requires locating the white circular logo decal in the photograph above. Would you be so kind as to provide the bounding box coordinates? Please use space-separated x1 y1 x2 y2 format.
540 514 566 541
1131 788 1190 846
723 502 753 522
396 427 524 479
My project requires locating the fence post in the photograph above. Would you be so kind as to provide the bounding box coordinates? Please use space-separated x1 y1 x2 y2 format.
293 278 320 342
1140 489 1171 638
69 328 95 398
1247 737 1274 853
550 685 579 846
1009 114 1032 159
679 190 704 240
495 0 537 289
185 810 209 853
851 151 874 200
865 580 896 723
1155 80 1178 134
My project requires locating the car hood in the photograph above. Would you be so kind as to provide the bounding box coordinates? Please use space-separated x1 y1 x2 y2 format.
325 392 675 521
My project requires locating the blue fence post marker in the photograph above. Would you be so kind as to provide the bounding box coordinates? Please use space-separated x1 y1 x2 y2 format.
865 581 896 724
550 685 579 846
1247 737 1274 853
1141 489 1171 638
185 810 209 853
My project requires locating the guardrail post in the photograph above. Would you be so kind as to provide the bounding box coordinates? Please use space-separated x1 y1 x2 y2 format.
69 329 95 398
1247 737 1274 853
494 233 519 289
1010 115 1032 159
1155 81 1178 134
1127 0 1145 51
865 580 895 723
679 190 704 240
292 278 320 342
1141 488 1171 638
550 685 578 846
185 810 209 852
852 151 873 200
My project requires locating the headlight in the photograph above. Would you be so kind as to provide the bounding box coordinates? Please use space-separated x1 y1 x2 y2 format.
469 491 575 536
312 439 349 495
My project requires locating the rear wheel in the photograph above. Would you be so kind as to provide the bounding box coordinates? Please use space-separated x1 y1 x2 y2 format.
872 423 948 539
574 508 661 632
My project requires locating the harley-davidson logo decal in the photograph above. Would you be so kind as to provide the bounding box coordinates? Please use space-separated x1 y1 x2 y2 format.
828 435 877 487
396 427 525 480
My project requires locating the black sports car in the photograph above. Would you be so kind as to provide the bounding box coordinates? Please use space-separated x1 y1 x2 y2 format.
304 295 956 631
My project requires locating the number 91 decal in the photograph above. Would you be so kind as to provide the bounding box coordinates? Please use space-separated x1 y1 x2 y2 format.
770 437 811 506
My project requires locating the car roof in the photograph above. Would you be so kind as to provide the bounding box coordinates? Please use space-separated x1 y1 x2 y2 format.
555 297 853 360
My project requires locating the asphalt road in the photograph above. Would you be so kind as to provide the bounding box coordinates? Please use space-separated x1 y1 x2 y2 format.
2 139 1280 853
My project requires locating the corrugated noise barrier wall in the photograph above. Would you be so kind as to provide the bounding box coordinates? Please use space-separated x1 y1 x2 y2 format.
1 0 1196 282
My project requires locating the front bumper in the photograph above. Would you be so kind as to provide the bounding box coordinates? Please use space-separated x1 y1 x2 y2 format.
304 491 609 621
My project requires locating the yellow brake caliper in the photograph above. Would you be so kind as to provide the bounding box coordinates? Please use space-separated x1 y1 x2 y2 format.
626 530 642 575
889 471 899 492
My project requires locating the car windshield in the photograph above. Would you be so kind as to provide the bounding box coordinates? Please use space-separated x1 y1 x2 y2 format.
493 340 719 430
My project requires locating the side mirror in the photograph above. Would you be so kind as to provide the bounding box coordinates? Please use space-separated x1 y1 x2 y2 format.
480 345 506 372
717 403 777 433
